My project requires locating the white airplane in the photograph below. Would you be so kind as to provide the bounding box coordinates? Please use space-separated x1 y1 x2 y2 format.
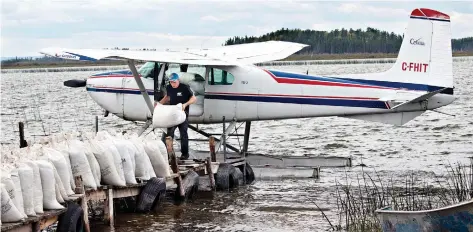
40 8 455 152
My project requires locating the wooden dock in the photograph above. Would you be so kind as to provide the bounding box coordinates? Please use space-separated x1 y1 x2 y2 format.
1 136 247 232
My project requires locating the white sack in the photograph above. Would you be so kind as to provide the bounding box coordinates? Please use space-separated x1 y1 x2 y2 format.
67 140 97 190
9 169 26 218
128 138 150 180
131 137 157 179
55 183 65 204
83 142 102 187
156 139 169 165
88 140 126 187
25 161 43 214
112 140 137 185
152 103 186 129
143 140 171 178
1 184 25 222
188 81 205 95
35 161 64 210
52 142 76 191
102 140 126 183
17 165 36 216
43 147 75 195
52 165 69 201
174 72 205 85
1 171 26 219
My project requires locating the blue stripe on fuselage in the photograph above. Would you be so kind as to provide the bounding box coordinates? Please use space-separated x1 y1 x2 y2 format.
87 87 154 95
205 94 387 109
86 87 387 109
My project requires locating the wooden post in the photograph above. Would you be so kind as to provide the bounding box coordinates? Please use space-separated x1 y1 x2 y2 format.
19 122 28 148
74 176 90 232
312 167 320 179
166 136 185 197
205 157 215 191
209 136 216 162
95 115 98 133
103 188 114 228
74 176 84 194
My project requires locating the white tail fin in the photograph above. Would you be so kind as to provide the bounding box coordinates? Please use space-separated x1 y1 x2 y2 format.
385 8 453 89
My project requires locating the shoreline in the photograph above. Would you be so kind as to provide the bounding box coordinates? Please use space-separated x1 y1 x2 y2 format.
2 52 472 70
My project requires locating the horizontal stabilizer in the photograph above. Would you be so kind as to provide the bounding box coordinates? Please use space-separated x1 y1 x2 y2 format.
390 88 448 110
342 111 425 126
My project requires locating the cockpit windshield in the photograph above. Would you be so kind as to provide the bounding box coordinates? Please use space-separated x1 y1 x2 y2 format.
138 62 157 78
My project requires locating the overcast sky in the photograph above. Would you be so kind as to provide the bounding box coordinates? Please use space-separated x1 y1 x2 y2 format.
2 0 473 57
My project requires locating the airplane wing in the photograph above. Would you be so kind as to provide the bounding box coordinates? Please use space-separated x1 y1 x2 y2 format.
184 41 309 64
39 41 309 66
39 47 238 65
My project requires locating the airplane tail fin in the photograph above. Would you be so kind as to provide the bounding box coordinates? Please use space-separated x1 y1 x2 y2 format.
385 8 453 90
343 9 455 126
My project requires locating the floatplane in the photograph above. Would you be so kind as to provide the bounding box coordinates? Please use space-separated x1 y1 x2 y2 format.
40 8 455 169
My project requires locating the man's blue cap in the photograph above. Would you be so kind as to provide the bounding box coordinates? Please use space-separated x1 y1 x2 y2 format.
169 73 179 81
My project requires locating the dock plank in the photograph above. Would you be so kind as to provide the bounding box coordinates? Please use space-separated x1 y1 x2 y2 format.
1 209 66 232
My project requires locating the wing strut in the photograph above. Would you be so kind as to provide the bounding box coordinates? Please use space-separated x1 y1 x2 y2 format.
127 59 154 115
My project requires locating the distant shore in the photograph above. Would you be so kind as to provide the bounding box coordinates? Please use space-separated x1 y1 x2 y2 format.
2 51 472 69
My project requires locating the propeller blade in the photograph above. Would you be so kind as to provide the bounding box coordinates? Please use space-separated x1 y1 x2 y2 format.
64 79 86 88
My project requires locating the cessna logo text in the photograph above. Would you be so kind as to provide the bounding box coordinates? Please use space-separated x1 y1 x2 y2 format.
55 53 78 59
410 38 425 46
401 62 428 72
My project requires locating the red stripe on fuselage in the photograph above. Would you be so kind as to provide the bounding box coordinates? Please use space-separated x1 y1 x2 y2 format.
89 75 137 78
263 69 393 90
273 77 393 89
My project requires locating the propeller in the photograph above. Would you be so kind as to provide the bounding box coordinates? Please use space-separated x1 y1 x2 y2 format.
64 79 86 88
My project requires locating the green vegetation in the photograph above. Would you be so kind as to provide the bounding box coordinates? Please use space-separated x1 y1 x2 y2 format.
325 162 473 231
225 27 473 55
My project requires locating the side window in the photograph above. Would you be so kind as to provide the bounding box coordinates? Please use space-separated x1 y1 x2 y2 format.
208 68 234 85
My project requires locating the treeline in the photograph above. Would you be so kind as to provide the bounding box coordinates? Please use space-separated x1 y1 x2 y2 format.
225 27 473 54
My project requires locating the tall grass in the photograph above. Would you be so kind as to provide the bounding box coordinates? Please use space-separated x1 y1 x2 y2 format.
331 161 473 232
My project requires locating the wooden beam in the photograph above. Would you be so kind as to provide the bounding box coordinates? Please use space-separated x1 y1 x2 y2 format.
19 122 27 148
38 215 59 230
206 157 215 191
103 189 114 228
209 136 216 162
166 137 185 197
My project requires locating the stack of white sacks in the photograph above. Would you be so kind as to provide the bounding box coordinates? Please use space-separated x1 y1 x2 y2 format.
1 130 171 224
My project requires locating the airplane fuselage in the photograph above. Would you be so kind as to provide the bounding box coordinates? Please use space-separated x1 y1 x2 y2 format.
85 63 455 125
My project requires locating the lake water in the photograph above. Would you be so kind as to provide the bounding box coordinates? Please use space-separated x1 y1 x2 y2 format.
2 58 473 231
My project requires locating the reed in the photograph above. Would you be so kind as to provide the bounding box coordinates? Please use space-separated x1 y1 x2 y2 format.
331 160 473 232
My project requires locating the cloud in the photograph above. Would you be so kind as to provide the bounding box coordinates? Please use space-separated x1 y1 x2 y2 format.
337 3 359 13
1 31 229 57
1 1 472 57
201 15 222 22
450 11 473 38
336 3 410 19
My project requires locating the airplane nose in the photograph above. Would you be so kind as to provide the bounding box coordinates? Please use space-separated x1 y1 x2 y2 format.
64 79 87 88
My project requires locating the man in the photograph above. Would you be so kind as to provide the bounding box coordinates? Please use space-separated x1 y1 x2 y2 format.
159 72 196 160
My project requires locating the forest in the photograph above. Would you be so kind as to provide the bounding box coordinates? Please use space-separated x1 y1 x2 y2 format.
224 27 473 54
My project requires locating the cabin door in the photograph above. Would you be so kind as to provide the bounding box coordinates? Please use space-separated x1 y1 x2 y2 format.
204 67 237 123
